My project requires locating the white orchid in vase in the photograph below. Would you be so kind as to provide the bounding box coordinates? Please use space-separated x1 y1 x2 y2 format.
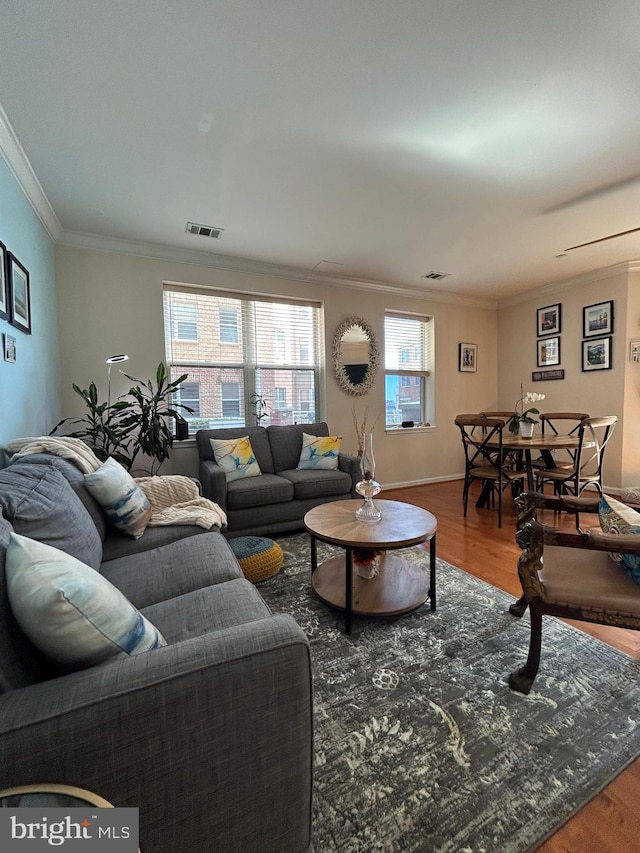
509 386 546 435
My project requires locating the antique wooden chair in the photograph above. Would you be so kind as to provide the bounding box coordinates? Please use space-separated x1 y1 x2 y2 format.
454 415 526 528
508 491 640 694
530 411 590 475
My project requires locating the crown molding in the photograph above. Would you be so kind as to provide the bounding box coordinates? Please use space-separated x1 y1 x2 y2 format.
0 104 61 242
58 229 498 309
498 261 639 308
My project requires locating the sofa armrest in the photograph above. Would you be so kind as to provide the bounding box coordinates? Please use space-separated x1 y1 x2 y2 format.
198 458 228 508
0 614 313 853
338 452 361 496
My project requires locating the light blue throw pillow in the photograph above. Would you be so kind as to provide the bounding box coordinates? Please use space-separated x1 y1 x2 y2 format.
210 436 262 482
84 457 151 539
298 433 341 470
6 533 166 669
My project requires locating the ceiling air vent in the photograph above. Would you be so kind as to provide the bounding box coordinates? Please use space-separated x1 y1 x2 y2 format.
186 222 224 239
422 271 451 280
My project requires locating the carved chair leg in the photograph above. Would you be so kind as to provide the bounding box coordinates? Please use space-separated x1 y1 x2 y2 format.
508 605 542 695
509 595 528 618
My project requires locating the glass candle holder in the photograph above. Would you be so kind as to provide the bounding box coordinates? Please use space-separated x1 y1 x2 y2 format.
355 432 382 523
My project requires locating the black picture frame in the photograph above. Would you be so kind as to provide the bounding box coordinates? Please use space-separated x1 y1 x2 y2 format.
537 303 561 336
537 336 560 367
0 240 8 321
8 254 31 334
583 300 613 338
582 336 612 372
458 342 477 372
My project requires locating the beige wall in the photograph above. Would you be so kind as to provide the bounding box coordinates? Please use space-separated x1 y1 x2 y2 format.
55 245 498 486
498 263 638 490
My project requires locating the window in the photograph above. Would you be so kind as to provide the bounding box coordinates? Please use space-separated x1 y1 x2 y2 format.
173 303 198 341
221 382 241 419
176 381 201 417
219 307 239 344
384 312 433 427
164 286 320 432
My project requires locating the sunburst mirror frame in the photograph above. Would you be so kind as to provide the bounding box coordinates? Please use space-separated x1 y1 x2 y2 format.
332 315 379 396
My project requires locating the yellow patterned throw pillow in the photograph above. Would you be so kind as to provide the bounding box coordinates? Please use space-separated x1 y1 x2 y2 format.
298 433 341 470
210 436 262 482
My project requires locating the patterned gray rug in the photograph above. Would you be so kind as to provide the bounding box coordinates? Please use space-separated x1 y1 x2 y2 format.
258 533 640 853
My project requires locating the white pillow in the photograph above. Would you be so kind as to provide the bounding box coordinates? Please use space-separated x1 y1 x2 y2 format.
6 533 166 669
84 457 151 539
298 433 341 470
210 436 262 482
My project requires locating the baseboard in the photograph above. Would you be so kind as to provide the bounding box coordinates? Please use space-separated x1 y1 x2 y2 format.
381 474 465 491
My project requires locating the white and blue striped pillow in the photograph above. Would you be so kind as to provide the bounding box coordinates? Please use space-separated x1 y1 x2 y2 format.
84 457 151 539
6 533 166 670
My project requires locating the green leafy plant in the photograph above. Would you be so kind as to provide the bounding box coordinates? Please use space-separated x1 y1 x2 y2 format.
51 362 193 474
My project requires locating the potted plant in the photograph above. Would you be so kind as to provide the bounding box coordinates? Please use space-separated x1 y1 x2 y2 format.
509 387 545 436
51 362 193 474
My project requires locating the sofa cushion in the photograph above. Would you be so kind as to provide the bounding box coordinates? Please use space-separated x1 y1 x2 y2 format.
297 433 341 470
6 534 166 670
84 458 152 539
278 468 353 501
101 523 206 562
599 494 640 584
196 426 275 474
226 473 293 510
0 461 103 569
210 435 262 482
267 422 329 473
141 577 271 643
10 453 108 541
100 530 242 608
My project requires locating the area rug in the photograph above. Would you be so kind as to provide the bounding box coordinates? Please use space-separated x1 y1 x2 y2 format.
259 533 640 853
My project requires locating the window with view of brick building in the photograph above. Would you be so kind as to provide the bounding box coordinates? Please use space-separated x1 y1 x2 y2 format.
164 286 321 433
384 312 434 427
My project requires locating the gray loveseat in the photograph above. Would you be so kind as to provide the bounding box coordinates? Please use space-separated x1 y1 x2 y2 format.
197 421 360 538
0 453 313 853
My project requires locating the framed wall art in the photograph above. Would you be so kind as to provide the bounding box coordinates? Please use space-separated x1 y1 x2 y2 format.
537 336 560 367
8 254 31 334
3 332 16 363
537 303 561 336
582 336 612 372
0 239 8 321
583 300 613 338
458 342 477 372
630 340 640 363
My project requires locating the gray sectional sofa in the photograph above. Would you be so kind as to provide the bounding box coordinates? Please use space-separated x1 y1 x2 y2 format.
0 452 313 853
197 421 360 538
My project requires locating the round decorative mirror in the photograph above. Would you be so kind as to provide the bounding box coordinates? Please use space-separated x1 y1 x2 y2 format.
333 315 379 396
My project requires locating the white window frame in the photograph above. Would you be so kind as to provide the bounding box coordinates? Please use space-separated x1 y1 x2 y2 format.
384 312 434 429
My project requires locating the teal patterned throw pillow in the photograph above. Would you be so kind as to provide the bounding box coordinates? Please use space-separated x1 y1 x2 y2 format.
298 433 342 470
210 436 262 482
598 494 640 585
84 457 151 539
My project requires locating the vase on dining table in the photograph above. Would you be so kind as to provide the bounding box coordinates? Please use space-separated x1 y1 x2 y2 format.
519 421 535 438
355 432 382 523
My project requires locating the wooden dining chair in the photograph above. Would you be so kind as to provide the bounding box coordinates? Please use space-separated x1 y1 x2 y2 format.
454 415 526 527
535 412 590 474
535 416 617 525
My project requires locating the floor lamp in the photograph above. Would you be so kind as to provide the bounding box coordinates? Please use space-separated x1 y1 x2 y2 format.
105 354 129 408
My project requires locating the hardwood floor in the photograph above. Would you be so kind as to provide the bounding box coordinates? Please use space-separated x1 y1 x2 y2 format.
381 479 640 853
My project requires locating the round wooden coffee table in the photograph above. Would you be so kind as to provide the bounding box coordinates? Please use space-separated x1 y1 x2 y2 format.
304 499 437 634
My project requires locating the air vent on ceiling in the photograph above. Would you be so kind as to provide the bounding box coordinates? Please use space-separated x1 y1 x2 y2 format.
186 222 224 239
422 270 451 280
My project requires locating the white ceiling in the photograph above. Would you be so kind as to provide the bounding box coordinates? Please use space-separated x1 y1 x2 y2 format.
2 0 640 303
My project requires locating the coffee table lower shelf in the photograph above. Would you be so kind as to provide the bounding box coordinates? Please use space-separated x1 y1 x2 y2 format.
312 552 431 618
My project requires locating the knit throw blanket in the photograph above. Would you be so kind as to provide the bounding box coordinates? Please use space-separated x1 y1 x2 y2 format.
4 436 227 530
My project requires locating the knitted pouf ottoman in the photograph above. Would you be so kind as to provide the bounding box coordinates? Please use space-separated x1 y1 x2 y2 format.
229 536 284 583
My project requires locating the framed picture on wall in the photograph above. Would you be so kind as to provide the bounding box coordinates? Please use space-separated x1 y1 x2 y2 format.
630 340 640 363
8 254 31 334
537 336 560 367
0 240 8 321
3 332 16 363
536 303 561 336
582 336 612 372
458 342 477 372
583 300 613 338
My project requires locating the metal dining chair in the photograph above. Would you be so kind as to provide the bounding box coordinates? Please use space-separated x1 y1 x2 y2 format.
455 415 526 527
